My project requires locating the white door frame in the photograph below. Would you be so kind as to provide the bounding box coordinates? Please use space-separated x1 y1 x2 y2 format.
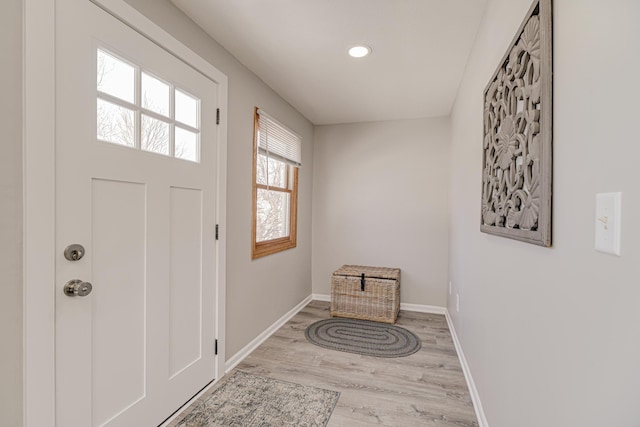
23 1 228 426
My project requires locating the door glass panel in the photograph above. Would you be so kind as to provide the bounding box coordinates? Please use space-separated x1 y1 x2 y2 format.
175 127 198 162
95 48 204 162
142 72 170 117
141 115 170 155
97 99 135 147
256 189 290 242
97 50 135 103
175 89 198 128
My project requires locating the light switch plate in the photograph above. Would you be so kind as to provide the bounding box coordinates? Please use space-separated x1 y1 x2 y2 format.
595 192 621 256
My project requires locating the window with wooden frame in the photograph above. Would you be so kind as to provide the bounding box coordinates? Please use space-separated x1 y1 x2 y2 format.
252 107 301 259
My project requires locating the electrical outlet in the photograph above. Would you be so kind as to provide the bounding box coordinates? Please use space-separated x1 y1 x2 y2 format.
449 281 452 295
456 293 460 312
595 192 622 256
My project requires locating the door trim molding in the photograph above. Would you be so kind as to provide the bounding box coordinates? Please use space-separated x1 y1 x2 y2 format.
23 1 228 425
23 0 56 426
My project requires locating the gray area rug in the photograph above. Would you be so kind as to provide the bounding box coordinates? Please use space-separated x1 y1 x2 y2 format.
176 371 340 427
305 318 422 357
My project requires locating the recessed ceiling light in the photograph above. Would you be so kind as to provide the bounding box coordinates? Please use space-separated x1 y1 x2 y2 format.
348 45 371 58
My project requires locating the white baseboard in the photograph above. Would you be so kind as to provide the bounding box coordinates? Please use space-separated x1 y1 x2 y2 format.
311 293 330 302
225 295 312 374
311 294 446 315
445 310 489 427
399 302 446 314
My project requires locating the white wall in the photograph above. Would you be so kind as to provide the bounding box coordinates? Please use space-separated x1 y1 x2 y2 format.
448 1 640 426
0 1 23 426
313 118 450 306
123 0 314 359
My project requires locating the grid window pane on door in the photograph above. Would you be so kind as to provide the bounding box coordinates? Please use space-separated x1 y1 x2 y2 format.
141 72 170 116
97 50 134 103
97 98 135 147
175 89 199 128
175 127 198 162
141 114 170 155
96 47 202 162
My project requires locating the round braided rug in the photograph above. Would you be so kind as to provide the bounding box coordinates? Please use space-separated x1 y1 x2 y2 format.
304 318 422 358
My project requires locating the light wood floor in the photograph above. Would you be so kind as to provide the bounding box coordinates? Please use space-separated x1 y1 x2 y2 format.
171 300 478 427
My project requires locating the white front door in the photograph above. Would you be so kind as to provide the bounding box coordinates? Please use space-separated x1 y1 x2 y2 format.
55 1 219 425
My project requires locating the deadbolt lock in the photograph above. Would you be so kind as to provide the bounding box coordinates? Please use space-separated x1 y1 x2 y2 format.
64 244 85 261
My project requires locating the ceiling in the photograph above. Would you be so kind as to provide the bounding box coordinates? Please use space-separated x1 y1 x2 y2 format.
170 0 487 125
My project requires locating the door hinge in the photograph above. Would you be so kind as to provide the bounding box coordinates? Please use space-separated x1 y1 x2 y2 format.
215 224 219 240
216 108 220 125
214 339 218 355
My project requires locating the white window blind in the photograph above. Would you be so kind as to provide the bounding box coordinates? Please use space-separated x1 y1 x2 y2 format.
257 109 302 168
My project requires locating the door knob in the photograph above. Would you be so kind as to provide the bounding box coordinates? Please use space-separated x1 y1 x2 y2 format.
64 279 93 297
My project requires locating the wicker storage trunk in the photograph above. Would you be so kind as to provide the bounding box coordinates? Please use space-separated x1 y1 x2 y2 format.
330 265 401 324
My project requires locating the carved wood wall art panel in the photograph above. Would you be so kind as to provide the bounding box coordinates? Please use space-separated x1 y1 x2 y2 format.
481 0 552 247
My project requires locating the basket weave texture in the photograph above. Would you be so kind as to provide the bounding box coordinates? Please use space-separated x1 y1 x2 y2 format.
330 265 401 324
